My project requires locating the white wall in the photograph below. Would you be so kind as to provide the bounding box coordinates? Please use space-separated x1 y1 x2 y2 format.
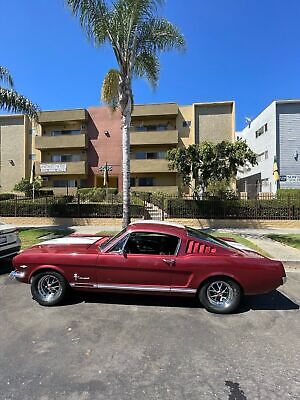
237 102 277 193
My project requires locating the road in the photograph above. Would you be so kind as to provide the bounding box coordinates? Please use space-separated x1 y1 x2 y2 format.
0 266 299 400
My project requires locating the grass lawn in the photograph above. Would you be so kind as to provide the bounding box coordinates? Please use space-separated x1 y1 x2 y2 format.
267 234 300 250
19 228 71 249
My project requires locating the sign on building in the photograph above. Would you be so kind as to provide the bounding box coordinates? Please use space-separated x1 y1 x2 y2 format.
40 163 67 173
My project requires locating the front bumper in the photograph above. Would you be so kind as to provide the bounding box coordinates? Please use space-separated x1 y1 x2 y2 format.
10 270 26 280
282 276 287 285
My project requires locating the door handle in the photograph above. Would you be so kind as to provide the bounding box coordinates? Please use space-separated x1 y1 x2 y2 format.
162 258 176 266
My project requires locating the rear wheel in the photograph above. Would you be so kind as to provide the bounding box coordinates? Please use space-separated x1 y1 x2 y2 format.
199 278 241 314
31 271 68 306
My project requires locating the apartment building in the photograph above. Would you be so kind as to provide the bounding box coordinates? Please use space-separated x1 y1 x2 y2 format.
0 114 33 193
237 100 300 198
0 100 235 195
130 101 235 194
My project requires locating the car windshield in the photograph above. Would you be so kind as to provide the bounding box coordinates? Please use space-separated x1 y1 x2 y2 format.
99 229 126 251
186 227 235 249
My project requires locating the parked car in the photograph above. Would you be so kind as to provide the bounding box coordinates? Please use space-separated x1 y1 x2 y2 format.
10 221 286 313
0 222 21 261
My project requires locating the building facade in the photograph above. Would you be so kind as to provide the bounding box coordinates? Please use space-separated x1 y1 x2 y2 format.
0 100 235 195
237 100 300 198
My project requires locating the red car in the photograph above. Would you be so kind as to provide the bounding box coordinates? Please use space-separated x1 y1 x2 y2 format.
10 221 286 314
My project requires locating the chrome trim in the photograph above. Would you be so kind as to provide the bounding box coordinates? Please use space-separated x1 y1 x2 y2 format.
171 288 197 294
282 276 287 285
10 270 25 279
70 282 197 294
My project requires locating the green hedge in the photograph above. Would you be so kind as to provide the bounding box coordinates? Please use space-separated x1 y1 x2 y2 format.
167 198 300 219
0 193 16 201
0 199 147 218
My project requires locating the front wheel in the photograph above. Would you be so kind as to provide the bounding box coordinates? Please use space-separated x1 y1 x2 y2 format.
199 278 241 314
31 271 68 306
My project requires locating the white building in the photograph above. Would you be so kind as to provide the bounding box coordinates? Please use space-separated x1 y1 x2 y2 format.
237 100 300 198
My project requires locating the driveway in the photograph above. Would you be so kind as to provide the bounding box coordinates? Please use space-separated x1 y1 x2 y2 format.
0 265 299 400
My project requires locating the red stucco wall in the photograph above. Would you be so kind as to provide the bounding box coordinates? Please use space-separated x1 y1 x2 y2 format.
87 106 122 191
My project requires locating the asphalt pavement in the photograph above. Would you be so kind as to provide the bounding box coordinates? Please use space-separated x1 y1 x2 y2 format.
0 266 299 400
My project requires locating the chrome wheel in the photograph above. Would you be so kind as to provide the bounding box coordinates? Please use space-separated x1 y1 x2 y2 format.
37 274 62 302
206 280 234 309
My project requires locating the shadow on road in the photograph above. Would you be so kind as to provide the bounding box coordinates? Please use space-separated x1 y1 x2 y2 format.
63 289 299 313
0 260 13 276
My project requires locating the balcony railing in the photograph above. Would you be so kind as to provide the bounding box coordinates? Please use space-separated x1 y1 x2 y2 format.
35 134 87 150
130 130 178 146
130 159 175 173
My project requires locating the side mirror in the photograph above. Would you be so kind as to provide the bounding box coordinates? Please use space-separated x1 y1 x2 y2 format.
116 249 127 257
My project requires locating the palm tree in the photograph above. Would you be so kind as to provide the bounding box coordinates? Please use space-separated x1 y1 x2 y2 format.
0 66 38 119
66 0 185 227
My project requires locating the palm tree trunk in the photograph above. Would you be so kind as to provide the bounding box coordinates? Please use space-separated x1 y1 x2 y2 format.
121 97 132 228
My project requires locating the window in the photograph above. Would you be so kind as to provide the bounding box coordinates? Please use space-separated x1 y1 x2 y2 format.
100 229 126 250
53 180 77 188
138 177 154 187
109 234 129 253
187 228 233 250
50 154 81 162
183 120 191 128
135 152 147 160
134 152 166 160
29 154 36 161
255 123 268 138
130 178 136 187
124 232 180 255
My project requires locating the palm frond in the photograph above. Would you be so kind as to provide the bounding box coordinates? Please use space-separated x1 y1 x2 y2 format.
101 69 120 109
0 88 39 120
66 0 110 45
133 52 159 88
0 66 14 88
138 18 186 53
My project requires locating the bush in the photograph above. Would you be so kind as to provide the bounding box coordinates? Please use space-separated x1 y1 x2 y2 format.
78 188 118 202
0 193 16 201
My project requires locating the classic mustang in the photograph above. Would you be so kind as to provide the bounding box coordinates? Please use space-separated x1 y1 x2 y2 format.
10 221 286 313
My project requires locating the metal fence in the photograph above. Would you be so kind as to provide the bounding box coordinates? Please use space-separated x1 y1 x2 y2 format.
1 192 300 220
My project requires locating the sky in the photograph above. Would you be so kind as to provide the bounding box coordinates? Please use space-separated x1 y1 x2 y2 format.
1 0 300 130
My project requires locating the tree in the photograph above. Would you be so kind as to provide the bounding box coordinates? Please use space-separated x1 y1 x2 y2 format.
0 66 38 119
167 140 257 195
14 178 42 197
66 0 185 227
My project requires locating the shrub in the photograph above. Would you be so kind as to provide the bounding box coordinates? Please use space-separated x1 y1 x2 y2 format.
0 193 15 201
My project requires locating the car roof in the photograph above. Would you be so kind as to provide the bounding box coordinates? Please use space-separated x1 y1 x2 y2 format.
129 220 186 235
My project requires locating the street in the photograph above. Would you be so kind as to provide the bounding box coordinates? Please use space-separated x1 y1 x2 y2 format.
0 266 299 400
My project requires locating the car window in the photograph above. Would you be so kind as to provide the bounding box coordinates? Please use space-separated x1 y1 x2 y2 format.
99 229 126 250
124 232 180 255
187 227 233 249
108 234 129 253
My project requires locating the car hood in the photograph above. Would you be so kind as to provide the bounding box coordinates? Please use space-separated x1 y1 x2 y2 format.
21 236 109 254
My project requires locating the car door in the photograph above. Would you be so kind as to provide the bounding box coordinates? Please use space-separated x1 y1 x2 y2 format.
96 231 180 292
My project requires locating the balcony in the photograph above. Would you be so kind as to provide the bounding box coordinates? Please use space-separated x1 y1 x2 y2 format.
38 109 87 124
36 161 87 176
35 134 87 150
131 130 178 146
130 159 175 173
132 103 178 117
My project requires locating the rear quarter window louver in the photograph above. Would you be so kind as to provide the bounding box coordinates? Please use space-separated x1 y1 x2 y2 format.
186 240 216 254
